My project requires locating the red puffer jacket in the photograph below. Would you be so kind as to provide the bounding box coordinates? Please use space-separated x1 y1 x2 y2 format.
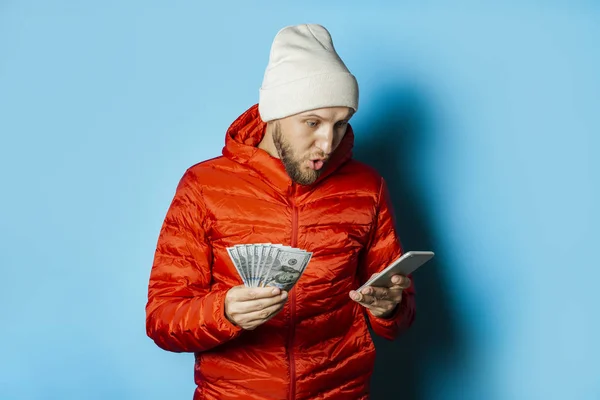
146 104 416 399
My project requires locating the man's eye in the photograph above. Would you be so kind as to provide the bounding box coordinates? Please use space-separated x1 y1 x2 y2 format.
337 121 348 128
306 121 318 127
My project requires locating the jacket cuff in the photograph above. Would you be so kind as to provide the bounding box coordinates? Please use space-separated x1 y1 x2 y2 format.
203 289 243 342
367 290 414 340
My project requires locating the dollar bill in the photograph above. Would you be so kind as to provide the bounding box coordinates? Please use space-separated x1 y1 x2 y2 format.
255 243 270 287
226 246 246 285
250 244 263 287
245 244 255 285
259 246 279 287
262 247 312 291
234 245 251 285
258 245 273 286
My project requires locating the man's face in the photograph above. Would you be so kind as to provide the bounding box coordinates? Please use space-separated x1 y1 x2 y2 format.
272 107 354 185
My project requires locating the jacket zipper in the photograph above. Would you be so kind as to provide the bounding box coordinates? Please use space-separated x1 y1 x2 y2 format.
288 184 298 400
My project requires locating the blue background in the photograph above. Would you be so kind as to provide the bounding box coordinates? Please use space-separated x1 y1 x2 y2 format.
1 1 598 399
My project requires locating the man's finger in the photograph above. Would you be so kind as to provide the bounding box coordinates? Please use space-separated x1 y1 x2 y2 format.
350 290 398 311
231 287 282 302
244 302 286 324
360 286 402 303
238 291 288 313
390 274 412 289
350 290 379 306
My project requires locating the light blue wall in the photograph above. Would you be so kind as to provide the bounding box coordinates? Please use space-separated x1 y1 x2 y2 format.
1 1 598 399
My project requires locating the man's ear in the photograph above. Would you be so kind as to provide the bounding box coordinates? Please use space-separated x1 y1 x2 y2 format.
265 120 276 135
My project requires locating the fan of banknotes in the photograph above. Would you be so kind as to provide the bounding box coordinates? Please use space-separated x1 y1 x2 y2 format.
226 244 312 291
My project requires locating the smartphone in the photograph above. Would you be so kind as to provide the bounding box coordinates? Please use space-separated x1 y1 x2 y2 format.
356 251 434 292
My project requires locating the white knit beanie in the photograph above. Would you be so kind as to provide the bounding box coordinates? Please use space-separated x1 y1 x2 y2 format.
258 24 359 122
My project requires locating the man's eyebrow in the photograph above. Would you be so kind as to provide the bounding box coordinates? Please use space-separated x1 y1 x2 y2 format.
301 113 354 121
301 113 324 119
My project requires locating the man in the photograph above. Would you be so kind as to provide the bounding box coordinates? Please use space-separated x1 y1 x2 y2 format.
146 24 416 399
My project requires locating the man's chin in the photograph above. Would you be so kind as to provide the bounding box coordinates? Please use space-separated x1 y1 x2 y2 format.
298 172 321 185
290 171 319 186
283 160 323 186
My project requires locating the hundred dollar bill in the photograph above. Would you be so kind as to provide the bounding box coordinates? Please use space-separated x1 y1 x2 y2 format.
258 244 273 286
245 244 255 286
234 245 251 286
258 246 279 287
272 245 312 273
254 243 270 287
226 246 247 286
250 244 264 287
262 247 312 291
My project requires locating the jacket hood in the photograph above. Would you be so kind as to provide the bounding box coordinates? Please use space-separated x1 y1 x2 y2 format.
222 104 354 193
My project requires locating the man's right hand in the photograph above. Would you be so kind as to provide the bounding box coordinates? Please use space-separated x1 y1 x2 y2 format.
224 286 288 330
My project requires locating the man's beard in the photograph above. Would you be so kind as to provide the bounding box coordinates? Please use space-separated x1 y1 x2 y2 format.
272 123 326 186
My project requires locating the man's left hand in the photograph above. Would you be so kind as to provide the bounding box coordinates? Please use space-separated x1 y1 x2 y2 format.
349 274 411 318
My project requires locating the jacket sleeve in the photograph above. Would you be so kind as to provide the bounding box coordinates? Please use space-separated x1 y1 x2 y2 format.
358 177 416 341
145 169 242 353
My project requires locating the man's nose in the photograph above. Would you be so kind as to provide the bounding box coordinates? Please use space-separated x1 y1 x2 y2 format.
315 127 334 155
